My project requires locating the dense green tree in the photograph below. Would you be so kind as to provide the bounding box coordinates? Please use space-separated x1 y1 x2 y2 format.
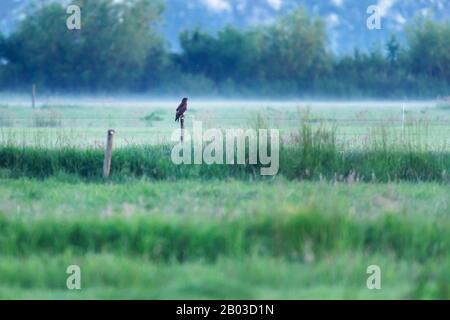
2 0 166 90
0 32 5 86
406 18 450 82
178 29 217 78
178 7 331 93
386 34 400 64
0 32 5 57
178 26 263 84
260 7 332 88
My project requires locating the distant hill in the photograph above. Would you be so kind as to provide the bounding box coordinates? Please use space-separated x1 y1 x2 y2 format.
1 0 450 54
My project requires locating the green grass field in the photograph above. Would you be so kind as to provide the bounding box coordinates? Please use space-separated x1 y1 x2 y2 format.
1 100 449 147
0 99 449 299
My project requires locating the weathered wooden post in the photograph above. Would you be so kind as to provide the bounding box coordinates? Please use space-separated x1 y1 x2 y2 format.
31 84 36 109
103 129 115 178
180 115 185 142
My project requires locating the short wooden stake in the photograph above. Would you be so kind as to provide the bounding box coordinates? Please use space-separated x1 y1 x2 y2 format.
31 84 36 109
103 129 115 178
180 115 185 142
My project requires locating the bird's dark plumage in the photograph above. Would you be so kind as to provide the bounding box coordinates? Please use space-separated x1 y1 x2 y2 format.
175 97 188 122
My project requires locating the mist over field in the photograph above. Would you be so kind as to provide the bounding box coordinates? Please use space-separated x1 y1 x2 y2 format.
0 93 443 107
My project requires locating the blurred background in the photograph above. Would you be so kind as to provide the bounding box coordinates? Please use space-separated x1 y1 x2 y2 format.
0 0 449 98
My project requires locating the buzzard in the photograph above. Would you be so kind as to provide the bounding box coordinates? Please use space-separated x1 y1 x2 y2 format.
175 97 188 122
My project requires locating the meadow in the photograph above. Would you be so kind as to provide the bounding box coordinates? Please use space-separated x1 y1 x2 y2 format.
0 98 449 299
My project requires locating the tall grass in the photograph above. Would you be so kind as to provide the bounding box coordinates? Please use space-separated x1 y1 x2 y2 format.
0 109 14 127
0 252 446 299
0 143 448 182
0 117 449 182
436 101 450 111
33 109 62 127
0 208 447 262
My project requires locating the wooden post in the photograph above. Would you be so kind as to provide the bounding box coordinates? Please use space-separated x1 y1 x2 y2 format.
31 84 36 109
103 129 115 178
180 115 185 142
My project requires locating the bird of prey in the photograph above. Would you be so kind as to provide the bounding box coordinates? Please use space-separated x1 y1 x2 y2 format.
175 97 188 122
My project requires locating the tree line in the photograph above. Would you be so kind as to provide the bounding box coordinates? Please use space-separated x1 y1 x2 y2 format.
0 0 449 98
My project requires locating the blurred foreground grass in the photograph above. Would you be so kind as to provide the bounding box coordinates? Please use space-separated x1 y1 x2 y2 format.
0 178 448 299
0 253 447 299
